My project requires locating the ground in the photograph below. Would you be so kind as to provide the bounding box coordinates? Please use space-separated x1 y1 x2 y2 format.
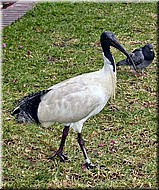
2 2 157 189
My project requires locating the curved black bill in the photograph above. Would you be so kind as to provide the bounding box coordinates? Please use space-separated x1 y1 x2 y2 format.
111 40 137 71
102 32 137 71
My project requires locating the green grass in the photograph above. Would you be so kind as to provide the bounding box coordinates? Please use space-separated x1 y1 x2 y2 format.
2 2 157 189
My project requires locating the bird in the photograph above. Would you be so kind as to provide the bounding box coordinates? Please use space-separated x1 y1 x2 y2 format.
116 44 155 76
12 31 136 170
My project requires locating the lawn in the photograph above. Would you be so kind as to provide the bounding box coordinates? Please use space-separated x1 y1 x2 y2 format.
2 2 157 189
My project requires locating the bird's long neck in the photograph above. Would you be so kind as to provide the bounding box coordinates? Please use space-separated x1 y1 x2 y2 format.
102 52 116 74
100 38 116 99
101 43 116 73
102 53 116 99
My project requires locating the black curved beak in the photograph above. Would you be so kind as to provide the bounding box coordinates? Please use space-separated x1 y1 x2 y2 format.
109 36 137 71
103 31 137 71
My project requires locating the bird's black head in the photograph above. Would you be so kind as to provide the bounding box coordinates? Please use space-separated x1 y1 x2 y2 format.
144 44 153 50
143 44 155 61
100 31 136 71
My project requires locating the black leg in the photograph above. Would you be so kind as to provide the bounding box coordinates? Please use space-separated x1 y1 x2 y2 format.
49 126 70 162
77 133 95 169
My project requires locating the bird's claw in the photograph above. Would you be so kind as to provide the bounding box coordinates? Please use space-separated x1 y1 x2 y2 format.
49 151 68 162
141 72 147 77
82 162 96 170
130 70 139 77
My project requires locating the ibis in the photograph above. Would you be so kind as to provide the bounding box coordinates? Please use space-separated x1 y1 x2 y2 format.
12 31 136 169
117 43 155 76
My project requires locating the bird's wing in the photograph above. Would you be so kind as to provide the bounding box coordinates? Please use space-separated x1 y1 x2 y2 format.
131 48 144 66
116 59 129 66
38 75 106 125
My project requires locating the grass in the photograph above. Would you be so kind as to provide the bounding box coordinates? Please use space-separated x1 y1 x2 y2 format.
2 2 157 189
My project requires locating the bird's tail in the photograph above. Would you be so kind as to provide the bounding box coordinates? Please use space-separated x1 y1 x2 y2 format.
116 59 129 66
12 89 50 123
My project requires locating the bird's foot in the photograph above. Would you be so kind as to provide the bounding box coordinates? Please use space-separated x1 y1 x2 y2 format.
49 151 68 162
82 162 96 170
141 72 147 77
130 70 139 77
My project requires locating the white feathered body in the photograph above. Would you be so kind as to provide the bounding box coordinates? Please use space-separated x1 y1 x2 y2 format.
38 57 116 132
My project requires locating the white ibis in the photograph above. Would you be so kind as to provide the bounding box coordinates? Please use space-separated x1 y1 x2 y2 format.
12 31 136 169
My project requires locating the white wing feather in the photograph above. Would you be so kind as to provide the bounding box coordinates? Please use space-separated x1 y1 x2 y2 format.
38 66 115 132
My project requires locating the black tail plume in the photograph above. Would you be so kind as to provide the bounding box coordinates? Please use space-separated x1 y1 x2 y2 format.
12 89 50 124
